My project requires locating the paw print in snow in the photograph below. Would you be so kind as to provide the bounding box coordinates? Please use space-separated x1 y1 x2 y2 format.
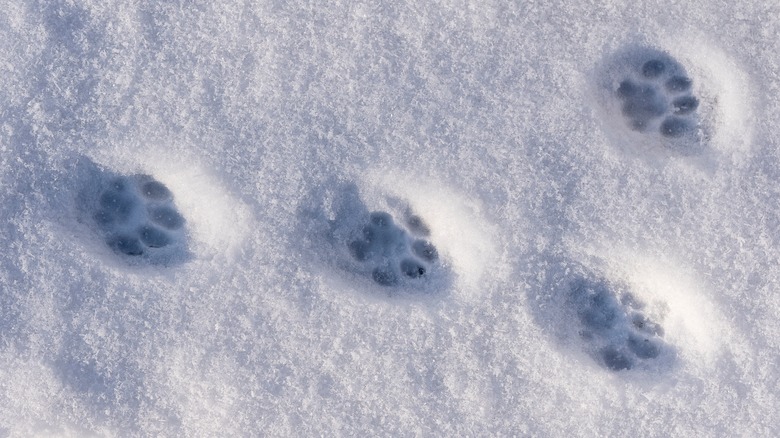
93 175 186 258
616 56 699 138
570 276 668 371
348 211 438 287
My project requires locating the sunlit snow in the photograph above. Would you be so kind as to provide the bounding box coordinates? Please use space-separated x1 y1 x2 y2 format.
1 0 778 436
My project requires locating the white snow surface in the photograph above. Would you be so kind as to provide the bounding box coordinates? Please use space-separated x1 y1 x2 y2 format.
1 0 779 436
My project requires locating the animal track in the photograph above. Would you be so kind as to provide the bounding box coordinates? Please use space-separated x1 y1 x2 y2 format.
309 182 449 293
569 275 668 371
348 211 439 287
614 54 699 138
91 175 186 258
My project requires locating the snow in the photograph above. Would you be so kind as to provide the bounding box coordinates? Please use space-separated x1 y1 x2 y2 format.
1 0 779 436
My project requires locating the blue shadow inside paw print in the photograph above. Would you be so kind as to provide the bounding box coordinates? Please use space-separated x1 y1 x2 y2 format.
74 157 191 266
609 47 701 141
315 181 449 296
349 211 439 287
569 274 668 371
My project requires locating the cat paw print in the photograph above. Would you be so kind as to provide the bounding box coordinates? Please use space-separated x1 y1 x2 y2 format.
569 276 669 371
615 54 699 138
92 175 187 259
348 211 439 287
